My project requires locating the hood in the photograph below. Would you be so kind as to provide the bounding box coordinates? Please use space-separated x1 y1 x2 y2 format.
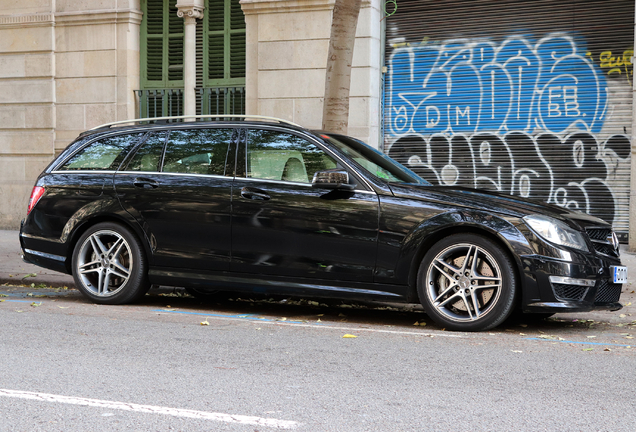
388 184 610 229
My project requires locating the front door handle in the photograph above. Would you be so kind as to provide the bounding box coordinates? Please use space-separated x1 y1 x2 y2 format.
133 178 159 189
241 187 270 201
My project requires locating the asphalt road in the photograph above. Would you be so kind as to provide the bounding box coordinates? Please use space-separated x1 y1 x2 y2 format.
1 286 636 431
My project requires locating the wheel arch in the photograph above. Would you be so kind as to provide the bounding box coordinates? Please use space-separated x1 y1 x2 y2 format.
63 213 150 274
404 212 530 306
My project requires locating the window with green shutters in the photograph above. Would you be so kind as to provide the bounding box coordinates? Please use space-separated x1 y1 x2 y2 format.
204 0 246 86
141 0 184 89
140 0 245 90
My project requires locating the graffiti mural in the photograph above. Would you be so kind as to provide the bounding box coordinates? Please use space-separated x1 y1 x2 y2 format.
386 32 632 231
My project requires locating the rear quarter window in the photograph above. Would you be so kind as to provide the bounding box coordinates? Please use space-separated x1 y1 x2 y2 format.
58 133 145 171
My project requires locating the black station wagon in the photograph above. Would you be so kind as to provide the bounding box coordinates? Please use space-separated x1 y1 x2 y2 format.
20 115 627 331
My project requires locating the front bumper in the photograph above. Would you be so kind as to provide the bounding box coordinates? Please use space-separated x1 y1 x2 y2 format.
520 254 624 313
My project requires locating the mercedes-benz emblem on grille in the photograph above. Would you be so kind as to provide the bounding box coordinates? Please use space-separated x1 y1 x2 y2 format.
607 231 620 250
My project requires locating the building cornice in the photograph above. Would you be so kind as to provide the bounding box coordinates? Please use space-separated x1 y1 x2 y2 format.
240 0 373 15
54 9 143 27
0 14 54 29
240 0 335 15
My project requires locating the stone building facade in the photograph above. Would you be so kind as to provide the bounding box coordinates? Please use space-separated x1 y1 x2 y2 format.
0 0 634 248
0 0 382 229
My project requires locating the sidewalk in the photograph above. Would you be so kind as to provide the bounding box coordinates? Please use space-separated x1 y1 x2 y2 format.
0 230 75 288
1 229 635 323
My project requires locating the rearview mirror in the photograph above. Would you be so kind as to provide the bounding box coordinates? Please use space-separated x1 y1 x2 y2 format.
312 169 355 190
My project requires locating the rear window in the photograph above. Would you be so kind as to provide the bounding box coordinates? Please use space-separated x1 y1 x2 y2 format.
58 133 144 171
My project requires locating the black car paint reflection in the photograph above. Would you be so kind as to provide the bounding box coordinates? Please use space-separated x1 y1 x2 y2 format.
19 120 626 331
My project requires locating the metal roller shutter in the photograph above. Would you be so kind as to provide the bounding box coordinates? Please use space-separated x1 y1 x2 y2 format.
383 0 634 240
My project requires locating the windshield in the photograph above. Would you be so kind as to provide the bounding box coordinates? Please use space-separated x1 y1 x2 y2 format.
319 133 429 185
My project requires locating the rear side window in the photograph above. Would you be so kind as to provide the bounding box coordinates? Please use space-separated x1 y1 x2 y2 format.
59 133 144 171
162 128 233 176
124 131 168 172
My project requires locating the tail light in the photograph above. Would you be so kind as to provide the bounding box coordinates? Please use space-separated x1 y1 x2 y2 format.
27 186 45 215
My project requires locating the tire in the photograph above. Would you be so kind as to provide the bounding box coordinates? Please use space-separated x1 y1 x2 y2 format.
72 222 150 304
417 233 518 331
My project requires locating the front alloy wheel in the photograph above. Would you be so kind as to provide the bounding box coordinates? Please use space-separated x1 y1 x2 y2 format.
418 234 517 331
72 222 149 304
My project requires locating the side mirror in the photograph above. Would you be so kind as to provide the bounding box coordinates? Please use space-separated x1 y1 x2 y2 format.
312 169 356 190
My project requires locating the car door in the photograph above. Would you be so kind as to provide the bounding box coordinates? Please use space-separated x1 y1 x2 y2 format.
114 127 235 271
231 128 379 282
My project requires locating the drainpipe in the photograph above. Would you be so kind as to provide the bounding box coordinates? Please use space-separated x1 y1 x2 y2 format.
176 0 204 119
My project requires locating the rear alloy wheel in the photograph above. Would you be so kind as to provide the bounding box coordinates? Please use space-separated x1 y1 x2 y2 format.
72 222 150 304
417 234 518 331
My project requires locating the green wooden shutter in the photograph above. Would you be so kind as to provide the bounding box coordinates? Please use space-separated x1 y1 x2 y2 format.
204 0 245 86
229 0 246 80
141 0 184 88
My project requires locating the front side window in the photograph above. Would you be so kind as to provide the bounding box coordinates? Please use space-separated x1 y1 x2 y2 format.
246 130 337 183
321 133 428 185
162 128 233 175
59 133 145 171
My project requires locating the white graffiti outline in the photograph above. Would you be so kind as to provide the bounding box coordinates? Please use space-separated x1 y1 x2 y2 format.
387 130 624 223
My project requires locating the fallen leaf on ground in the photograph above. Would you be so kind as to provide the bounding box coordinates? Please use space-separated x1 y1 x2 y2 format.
620 314 627 318
587 336 597 338
511 350 522 353
582 348 594 351
21 273 37 279
342 334 357 338
201 319 210 326
58 306 69 309
30 302 41 307
604 348 612 352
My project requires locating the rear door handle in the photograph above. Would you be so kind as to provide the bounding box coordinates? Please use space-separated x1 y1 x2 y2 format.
133 178 159 189
241 187 270 201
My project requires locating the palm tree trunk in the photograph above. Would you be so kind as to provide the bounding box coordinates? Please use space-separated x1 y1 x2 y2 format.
322 0 361 134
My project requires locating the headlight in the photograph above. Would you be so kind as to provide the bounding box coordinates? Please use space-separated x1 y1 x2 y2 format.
523 215 589 251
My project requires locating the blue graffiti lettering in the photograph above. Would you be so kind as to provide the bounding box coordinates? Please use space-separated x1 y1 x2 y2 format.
387 33 608 136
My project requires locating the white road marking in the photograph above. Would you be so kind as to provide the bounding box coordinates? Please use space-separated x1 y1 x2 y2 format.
0 389 299 429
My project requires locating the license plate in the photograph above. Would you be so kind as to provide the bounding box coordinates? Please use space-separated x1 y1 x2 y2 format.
611 266 628 284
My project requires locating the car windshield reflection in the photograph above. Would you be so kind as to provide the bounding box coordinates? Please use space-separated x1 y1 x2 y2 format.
318 133 429 185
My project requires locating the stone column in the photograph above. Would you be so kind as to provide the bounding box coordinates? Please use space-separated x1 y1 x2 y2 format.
176 0 204 118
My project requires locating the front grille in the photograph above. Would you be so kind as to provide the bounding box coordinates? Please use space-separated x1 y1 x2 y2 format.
585 227 619 258
594 280 622 303
593 243 617 256
586 227 612 241
552 284 588 301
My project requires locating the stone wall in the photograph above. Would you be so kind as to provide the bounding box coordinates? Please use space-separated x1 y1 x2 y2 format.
241 0 382 148
0 0 383 229
0 0 141 229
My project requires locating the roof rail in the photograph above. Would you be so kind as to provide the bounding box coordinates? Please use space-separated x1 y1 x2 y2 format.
89 115 303 131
